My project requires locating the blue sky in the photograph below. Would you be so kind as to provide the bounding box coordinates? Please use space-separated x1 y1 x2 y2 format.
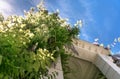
0 0 120 54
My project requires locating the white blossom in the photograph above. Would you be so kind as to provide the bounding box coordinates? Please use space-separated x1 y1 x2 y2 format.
56 9 60 13
118 37 120 42
100 44 104 47
94 38 99 42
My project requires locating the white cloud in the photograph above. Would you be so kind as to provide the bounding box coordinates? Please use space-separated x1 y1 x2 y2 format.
0 0 14 17
52 0 72 18
78 0 95 23
0 0 40 17
57 0 94 41
30 0 41 6
81 33 90 41
78 0 96 41
45 0 95 22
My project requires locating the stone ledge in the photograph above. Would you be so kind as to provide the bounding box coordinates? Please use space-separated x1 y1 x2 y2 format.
95 54 120 79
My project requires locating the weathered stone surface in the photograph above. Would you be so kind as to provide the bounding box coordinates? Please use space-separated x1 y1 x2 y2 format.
65 57 100 79
96 54 120 79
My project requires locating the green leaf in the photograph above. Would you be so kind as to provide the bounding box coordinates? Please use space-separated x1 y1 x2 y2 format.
0 55 2 65
0 73 3 79
4 75 9 79
33 61 40 72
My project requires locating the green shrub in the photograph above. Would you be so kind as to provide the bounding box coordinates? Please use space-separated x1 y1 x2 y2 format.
0 2 79 79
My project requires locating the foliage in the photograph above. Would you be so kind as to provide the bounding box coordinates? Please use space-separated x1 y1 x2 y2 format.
0 2 79 79
61 50 71 79
97 72 107 79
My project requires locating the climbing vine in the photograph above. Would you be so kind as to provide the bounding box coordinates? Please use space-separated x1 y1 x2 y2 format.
0 2 79 79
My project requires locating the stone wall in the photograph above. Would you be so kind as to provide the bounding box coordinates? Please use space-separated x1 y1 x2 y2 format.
65 56 101 79
63 39 110 79
49 39 111 79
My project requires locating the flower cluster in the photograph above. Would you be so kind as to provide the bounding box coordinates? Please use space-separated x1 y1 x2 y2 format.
0 2 79 79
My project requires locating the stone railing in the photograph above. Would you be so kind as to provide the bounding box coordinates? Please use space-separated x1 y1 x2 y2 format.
72 39 110 54
69 39 110 62
95 54 120 79
49 56 64 79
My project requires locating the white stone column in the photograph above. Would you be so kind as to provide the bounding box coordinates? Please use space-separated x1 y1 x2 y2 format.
49 56 64 79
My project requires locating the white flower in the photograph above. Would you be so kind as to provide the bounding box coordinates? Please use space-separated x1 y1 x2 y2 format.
0 25 3 30
20 24 26 28
94 38 99 42
13 34 16 37
26 29 30 33
56 9 60 13
77 20 83 27
29 33 34 38
107 45 110 48
74 20 83 28
23 42 26 45
77 34 80 37
100 44 104 47
41 24 46 27
8 22 15 27
35 28 40 32
118 37 120 42
44 31 47 33
19 29 23 32
74 24 77 26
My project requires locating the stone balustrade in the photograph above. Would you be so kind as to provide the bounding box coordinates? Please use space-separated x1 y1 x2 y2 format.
70 39 110 62
73 39 110 55
95 54 120 79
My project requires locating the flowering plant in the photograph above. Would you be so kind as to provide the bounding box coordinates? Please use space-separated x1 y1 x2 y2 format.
0 2 79 79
